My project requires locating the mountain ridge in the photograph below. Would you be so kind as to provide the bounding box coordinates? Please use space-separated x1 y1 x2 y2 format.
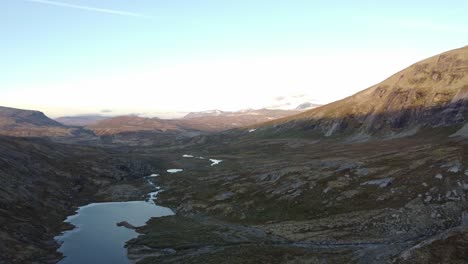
55 115 110 127
88 109 302 135
0 106 80 137
253 46 468 139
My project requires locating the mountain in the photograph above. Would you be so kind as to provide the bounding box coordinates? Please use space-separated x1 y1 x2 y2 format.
88 109 302 137
265 94 322 110
184 109 226 119
87 116 181 136
0 106 79 137
257 46 468 139
58 108 301 131
180 108 301 132
55 115 111 126
184 109 299 119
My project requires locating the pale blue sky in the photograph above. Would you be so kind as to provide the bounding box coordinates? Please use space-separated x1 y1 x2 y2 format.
1 0 467 117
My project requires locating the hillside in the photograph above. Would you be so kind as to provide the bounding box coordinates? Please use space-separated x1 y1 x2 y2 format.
86 116 181 136
0 106 80 137
257 46 468 139
55 115 110 126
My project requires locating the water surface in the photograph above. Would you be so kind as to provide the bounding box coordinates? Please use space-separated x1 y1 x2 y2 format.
56 196 173 264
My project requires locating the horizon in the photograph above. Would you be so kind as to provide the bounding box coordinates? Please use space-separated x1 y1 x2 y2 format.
1 1 467 118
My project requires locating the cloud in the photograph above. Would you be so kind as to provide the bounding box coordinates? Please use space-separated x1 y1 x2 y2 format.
25 0 150 18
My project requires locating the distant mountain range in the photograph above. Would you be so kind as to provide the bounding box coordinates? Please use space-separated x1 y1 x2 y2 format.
179 108 302 132
183 108 305 119
183 109 226 119
0 106 303 139
87 116 180 136
87 108 302 135
55 115 110 126
5 44 468 142
265 94 323 110
55 100 321 127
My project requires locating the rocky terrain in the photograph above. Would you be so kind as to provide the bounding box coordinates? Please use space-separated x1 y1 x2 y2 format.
0 106 88 138
126 130 468 263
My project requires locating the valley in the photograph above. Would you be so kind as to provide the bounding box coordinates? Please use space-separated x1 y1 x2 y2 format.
128 132 467 263
0 46 467 264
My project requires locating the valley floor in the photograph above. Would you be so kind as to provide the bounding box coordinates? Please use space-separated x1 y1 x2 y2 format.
1 131 468 263
125 132 468 263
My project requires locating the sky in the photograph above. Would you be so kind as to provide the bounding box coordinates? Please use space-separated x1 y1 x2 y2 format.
1 0 467 118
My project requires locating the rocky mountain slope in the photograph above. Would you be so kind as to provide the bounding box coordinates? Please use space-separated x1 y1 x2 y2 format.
256 46 468 140
0 106 79 137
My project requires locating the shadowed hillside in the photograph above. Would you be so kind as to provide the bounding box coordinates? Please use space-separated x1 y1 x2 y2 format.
254 46 468 140
0 106 93 138
0 136 165 263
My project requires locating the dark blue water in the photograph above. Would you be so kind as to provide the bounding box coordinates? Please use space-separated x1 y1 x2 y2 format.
55 197 173 264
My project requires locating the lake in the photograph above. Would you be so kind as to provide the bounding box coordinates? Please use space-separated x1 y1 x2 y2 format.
55 193 173 264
